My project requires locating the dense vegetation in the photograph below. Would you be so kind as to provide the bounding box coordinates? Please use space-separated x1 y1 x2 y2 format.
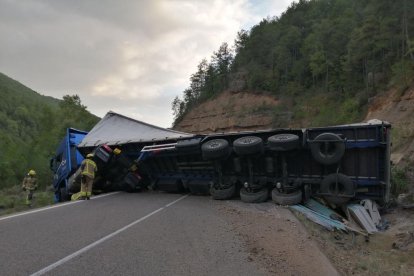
172 0 414 127
0 72 99 191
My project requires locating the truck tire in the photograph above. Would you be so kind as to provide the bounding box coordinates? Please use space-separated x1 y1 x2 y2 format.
233 136 263 155
271 189 302 205
201 139 230 160
210 184 236 200
310 133 345 165
187 179 211 195
176 138 202 153
240 188 268 203
320 173 354 205
155 179 185 193
267 134 300 151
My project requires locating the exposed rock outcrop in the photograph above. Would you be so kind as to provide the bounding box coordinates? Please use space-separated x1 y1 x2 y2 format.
174 91 280 134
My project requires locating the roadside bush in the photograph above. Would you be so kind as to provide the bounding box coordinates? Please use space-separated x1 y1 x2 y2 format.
35 191 55 207
391 166 409 196
0 185 54 216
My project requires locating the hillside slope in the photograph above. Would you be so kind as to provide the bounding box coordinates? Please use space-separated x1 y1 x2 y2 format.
172 0 414 129
174 82 414 168
366 85 414 166
173 0 414 170
0 72 99 189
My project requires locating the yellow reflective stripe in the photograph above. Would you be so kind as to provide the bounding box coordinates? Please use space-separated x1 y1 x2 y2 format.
71 192 82 201
82 159 96 178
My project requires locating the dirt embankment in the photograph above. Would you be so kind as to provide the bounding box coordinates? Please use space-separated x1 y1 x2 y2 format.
365 85 414 166
174 91 279 134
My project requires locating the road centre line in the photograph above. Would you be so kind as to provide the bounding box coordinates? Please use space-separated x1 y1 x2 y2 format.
30 194 190 276
0 192 120 222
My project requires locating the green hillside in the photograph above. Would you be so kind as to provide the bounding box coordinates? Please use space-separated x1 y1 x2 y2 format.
0 72 99 190
172 0 414 127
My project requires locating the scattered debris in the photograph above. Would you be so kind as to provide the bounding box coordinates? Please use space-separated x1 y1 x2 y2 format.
392 231 414 250
304 199 345 222
347 204 378 234
376 218 390 231
402 203 414 209
290 203 347 231
360 199 381 226
397 193 414 205
291 199 377 238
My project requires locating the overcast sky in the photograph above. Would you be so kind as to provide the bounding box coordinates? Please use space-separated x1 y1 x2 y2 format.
0 0 295 128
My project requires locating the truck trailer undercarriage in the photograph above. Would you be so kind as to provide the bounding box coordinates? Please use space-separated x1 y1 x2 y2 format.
51 112 391 206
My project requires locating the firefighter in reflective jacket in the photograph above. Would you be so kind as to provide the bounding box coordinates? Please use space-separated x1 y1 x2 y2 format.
80 153 97 200
22 170 38 206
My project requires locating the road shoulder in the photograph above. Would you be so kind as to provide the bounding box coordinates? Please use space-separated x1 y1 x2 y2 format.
216 200 339 276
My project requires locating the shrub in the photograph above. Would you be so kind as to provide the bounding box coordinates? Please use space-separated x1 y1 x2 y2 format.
391 166 409 196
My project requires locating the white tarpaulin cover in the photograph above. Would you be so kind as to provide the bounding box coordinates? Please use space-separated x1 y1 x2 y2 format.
78 111 193 147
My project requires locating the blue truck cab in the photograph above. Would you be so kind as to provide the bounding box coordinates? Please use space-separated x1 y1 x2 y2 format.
50 128 88 202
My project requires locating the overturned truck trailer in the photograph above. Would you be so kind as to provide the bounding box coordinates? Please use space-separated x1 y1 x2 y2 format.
75 112 195 196
74 112 390 206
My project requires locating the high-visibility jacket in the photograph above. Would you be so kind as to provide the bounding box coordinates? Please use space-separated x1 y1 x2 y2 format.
81 159 97 179
22 176 37 190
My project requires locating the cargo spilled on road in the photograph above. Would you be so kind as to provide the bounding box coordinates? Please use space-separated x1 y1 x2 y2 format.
50 111 391 208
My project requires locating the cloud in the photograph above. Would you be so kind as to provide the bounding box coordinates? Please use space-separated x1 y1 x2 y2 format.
0 0 294 127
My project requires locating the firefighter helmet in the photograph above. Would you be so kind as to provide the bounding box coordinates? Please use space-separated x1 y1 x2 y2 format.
86 153 94 158
28 170 36 176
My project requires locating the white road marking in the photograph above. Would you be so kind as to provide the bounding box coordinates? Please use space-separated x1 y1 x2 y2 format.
0 192 120 222
30 194 189 276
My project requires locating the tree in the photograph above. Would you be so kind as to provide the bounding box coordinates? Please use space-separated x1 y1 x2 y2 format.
60 94 86 110
190 59 208 100
171 96 184 122
212 42 233 90
234 29 249 55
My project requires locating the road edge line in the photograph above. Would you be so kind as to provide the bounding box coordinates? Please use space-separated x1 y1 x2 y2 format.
0 192 120 222
30 194 189 276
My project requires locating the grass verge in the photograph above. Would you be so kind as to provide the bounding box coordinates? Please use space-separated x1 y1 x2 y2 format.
293 210 414 275
0 185 54 216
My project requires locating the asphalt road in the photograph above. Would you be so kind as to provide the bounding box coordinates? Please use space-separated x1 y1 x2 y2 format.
0 192 267 276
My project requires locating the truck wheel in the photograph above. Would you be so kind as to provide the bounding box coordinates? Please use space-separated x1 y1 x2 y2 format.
320 173 354 205
210 184 236 200
310 133 345 165
240 188 268 203
60 187 69 202
267 134 300 151
233 136 263 155
187 179 211 195
176 138 202 153
271 189 302 205
201 139 230 160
